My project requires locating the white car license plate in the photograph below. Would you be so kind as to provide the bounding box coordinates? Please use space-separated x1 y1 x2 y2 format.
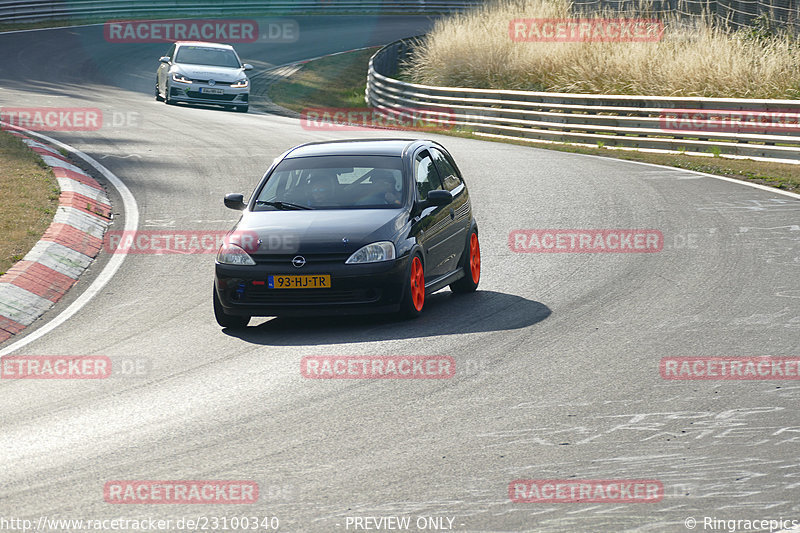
201 87 224 95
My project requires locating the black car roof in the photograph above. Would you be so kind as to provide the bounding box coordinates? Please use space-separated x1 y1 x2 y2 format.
285 139 426 158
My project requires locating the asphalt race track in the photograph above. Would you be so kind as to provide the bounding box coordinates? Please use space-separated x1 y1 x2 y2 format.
1 14 799 533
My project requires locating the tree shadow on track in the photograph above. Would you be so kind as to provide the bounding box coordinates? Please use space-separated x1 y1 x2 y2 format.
222 290 551 346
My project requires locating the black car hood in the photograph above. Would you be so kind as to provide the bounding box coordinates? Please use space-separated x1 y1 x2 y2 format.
235 208 406 255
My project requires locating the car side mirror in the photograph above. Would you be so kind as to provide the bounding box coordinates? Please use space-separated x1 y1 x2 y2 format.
159 56 171 64
413 189 452 216
224 193 246 211
425 189 453 207
243 63 253 71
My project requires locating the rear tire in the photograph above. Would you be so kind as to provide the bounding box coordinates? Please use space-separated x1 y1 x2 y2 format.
400 254 425 318
450 230 480 293
214 288 250 329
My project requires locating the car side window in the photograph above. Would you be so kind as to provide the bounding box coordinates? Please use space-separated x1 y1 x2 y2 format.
431 148 462 192
414 151 443 201
166 44 176 60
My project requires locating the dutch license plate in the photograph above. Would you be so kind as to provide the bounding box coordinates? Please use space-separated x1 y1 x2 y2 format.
268 275 331 289
201 87 224 95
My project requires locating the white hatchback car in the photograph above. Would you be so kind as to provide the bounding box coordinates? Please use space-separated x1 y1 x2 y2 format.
156 41 252 112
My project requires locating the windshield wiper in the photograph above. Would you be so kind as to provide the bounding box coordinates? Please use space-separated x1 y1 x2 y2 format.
256 200 312 210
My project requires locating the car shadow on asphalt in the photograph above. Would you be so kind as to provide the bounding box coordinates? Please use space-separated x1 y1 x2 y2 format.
222 290 551 346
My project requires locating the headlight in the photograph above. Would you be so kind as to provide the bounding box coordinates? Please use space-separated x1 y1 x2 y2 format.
345 241 396 264
231 78 249 88
217 243 256 266
172 73 192 83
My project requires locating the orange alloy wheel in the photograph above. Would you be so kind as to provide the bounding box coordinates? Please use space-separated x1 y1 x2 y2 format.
410 256 425 312
469 233 481 284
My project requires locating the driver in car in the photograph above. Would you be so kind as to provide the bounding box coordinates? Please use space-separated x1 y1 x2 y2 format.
371 170 401 206
307 170 337 207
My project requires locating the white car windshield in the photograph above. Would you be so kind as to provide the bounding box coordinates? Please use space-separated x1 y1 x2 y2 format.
175 46 240 68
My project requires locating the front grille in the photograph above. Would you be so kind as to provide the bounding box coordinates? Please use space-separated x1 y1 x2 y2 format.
253 253 350 266
191 80 232 86
186 91 237 101
243 288 381 305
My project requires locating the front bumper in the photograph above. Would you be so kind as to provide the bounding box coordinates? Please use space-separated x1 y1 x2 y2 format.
169 81 249 106
214 255 411 317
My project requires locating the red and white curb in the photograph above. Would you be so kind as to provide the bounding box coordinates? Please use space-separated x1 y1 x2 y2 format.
0 131 111 343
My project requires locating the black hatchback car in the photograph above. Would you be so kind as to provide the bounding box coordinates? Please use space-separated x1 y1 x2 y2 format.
213 139 480 328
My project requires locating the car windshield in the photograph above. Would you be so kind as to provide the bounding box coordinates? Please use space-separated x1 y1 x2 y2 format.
255 155 405 210
175 46 240 68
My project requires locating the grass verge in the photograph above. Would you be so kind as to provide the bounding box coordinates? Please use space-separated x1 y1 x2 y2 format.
0 131 60 275
267 48 800 194
267 47 379 113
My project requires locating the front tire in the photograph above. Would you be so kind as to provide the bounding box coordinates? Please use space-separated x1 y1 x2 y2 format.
164 84 175 105
450 230 480 293
400 254 425 318
155 80 163 101
214 288 250 329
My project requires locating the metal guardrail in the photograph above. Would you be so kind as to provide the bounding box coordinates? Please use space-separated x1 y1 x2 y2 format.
366 38 800 163
0 1 482 23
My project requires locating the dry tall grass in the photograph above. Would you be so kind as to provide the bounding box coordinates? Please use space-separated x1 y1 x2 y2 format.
405 0 800 98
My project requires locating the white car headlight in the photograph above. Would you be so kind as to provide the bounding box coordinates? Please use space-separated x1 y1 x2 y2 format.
231 78 249 88
172 73 192 83
345 241 396 264
217 243 256 266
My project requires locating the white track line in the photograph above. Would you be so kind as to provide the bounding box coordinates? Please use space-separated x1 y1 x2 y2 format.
474 132 800 200
0 125 139 356
594 153 800 200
